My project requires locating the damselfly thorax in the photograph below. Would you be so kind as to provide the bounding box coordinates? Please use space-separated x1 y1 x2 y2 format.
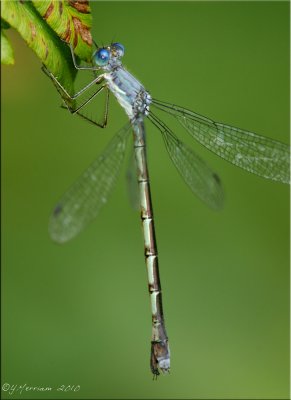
104 67 152 119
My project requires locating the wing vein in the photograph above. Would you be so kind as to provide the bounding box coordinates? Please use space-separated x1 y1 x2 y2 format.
49 122 132 243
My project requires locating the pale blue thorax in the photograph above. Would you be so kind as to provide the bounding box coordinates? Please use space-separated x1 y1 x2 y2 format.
98 49 151 120
105 68 150 119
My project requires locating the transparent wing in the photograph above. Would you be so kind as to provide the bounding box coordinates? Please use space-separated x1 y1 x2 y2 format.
49 122 132 243
152 99 290 184
149 114 224 210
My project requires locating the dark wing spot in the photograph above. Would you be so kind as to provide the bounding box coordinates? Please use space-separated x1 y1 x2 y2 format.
212 173 221 184
53 204 63 217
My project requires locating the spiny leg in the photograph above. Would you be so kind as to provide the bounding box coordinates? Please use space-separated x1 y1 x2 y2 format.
103 87 109 127
68 43 101 71
62 85 106 114
42 66 109 128
41 65 104 100
60 87 110 128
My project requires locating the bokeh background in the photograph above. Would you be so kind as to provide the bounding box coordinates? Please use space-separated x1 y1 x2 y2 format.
2 1 289 399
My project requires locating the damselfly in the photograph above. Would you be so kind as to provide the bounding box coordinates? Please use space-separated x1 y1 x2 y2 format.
43 42 290 377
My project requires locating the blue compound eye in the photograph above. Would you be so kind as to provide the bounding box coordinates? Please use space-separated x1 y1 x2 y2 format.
93 48 110 66
112 42 125 57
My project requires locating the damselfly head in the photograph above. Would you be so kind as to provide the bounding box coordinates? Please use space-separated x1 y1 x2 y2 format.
111 42 125 58
92 47 110 67
92 42 125 68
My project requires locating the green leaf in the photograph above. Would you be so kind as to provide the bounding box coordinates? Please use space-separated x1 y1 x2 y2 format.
1 18 10 29
33 1 92 62
1 0 92 92
1 28 14 65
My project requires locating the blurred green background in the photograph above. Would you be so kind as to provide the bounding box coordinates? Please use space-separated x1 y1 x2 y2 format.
2 1 289 399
